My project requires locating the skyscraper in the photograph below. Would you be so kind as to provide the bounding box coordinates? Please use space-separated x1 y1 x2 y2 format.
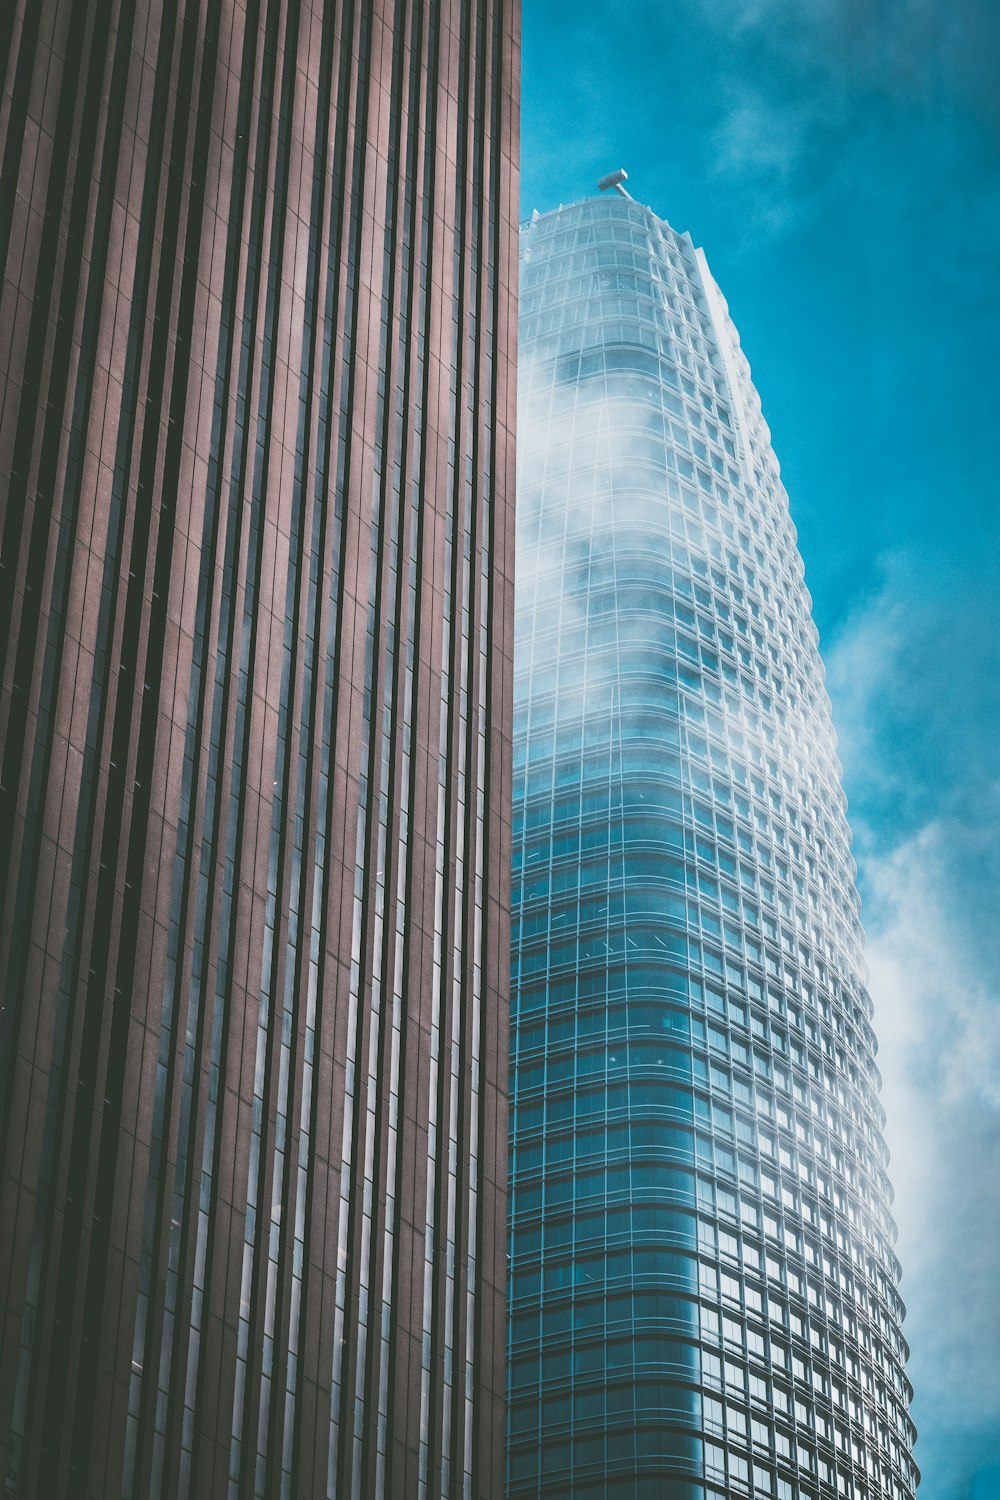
508 187 917 1500
0 3 517 1497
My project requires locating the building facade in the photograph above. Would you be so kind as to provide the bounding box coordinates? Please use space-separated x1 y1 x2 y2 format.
0 2 517 1496
508 189 917 1500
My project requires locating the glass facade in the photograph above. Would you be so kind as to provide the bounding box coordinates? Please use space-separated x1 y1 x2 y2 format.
508 192 917 1500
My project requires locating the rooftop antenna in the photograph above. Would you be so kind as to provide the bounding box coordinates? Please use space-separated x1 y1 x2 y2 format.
597 168 631 198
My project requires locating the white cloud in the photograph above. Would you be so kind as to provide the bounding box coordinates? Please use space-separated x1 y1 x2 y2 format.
824 553 998 832
700 0 1000 121
712 97 811 185
699 0 1000 247
706 84 842 243
864 815 1000 1489
824 557 1000 1495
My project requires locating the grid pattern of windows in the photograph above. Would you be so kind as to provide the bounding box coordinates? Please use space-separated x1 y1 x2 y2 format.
0 3 517 1497
509 193 917 1500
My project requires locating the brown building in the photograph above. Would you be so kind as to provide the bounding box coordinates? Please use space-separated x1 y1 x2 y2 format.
0 2 518 1496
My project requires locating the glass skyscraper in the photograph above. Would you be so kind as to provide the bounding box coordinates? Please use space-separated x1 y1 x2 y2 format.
508 187 917 1500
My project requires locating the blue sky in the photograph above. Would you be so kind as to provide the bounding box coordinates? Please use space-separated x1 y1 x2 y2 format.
520 2 1000 1494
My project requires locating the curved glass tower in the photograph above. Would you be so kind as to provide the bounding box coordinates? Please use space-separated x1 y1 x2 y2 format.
508 190 917 1500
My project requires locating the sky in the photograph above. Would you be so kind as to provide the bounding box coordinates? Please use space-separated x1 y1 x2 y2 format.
520 2 1000 1496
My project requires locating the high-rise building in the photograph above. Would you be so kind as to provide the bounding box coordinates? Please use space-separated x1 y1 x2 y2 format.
0 3 517 1497
508 187 917 1500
